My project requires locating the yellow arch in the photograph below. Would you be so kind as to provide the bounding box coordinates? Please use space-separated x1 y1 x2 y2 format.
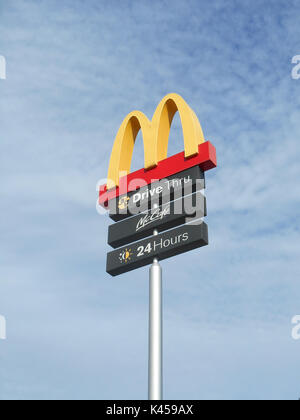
107 93 205 189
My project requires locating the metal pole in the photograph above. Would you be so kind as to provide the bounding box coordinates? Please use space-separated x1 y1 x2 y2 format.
148 227 163 400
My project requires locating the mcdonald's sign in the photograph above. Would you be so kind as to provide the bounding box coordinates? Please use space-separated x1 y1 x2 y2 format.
99 93 216 208
100 93 217 276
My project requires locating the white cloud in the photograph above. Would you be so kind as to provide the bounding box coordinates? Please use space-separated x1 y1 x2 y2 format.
1 0 300 400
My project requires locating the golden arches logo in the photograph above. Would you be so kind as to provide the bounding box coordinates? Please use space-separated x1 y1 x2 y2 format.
107 93 205 190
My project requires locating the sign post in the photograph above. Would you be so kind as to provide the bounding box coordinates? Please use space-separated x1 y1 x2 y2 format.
148 226 163 400
99 93 217 400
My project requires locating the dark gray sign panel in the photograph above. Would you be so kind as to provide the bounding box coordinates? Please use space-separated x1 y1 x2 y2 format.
108 165 205 222
106 222 208 277
108 191 207 249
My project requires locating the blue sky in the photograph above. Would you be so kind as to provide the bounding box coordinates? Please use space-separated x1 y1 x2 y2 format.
0 0 300 400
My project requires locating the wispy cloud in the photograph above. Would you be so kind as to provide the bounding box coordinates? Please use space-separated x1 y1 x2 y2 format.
1 0 300 400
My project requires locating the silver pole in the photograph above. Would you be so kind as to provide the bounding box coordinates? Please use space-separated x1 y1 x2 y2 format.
148 226 163 400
